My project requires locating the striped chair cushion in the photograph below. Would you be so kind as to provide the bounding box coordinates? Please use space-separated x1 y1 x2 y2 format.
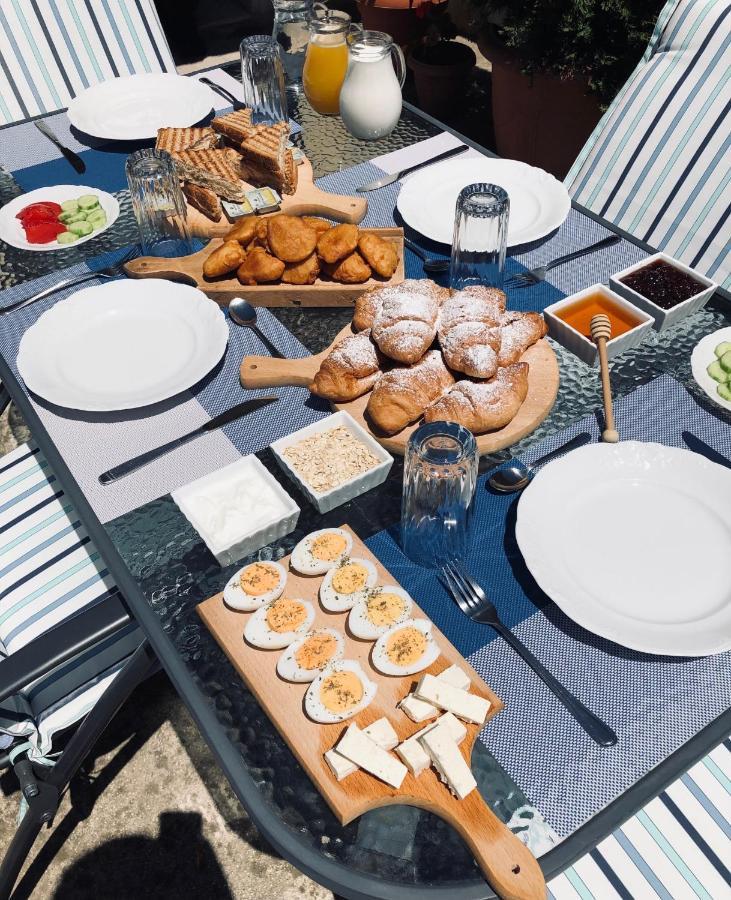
0 0 176 126
0 442 139 757
566 0 731 290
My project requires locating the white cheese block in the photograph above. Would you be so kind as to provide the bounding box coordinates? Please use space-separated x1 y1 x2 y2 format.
396 712 467 776
324 717 399 781
420 723 476 800
414 673 490 725
336 723 408 789
438 664 471 691
398 665 472 723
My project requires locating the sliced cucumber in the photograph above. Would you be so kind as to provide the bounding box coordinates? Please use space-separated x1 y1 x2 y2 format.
714 341 731 358
718 382 731 402
77 194 99 211
87 210 107 227
60 199 79 214
707 360 728 383
56 230 78 244
66 211 88 224
58 211 76 224
68 220 93 236
719 350 731 373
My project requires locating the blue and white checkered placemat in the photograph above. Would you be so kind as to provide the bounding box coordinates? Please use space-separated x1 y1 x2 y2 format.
366 374 731 839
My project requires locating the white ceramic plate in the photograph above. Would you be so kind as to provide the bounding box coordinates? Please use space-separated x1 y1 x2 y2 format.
67 73 214 140
516 441 731 656
396 156 571 247
17 279 228 411
691 326 731 413
0 186 119 252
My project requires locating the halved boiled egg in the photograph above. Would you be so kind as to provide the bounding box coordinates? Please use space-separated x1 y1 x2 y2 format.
371 618 440 676
290 528 353 575
244 597 315 649
348 585 413 640
304 659 377 724
320 557 377 612
223 560 287 611
276 627 345 682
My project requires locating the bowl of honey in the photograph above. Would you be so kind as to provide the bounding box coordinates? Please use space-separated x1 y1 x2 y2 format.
544 284 654 366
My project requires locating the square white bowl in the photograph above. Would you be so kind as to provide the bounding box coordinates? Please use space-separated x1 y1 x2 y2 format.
172 455 300 567
610 252 717 332
544 283 654 366
270 411 393 514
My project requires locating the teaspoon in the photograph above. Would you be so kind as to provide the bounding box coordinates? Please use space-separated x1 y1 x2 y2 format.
404 238 449 275
488 432 592 493
228 297 284 358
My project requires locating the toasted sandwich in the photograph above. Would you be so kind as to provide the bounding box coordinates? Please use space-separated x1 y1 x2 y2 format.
155 127 217 154
239 123 296 194
182 182 222 222
211 108 254 143
172 149 247 202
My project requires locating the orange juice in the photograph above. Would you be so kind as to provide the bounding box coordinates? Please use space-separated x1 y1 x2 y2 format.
303 40 349 115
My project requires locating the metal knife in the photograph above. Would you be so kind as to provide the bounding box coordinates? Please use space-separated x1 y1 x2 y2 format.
356 143 470 192
98 397 278 485
34 120 86 174
199 76 243 110
682 431 731 469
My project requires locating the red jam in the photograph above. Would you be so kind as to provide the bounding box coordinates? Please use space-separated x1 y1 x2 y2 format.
620 260 704 309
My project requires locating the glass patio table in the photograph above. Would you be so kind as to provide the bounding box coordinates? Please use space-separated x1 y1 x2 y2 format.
0 85 729 900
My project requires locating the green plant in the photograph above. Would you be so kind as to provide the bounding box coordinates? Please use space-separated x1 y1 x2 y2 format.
469 0 664 105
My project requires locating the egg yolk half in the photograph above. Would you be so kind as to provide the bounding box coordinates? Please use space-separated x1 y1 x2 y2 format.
240 562 280 596
366 591 405 627
386 627 426 666
332 563 368 595
320 671 363 713
295 633 337 670
266 599 307 633
311 532 348 562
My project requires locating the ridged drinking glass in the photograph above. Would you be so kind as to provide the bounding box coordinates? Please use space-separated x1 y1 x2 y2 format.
240 34 287 123
401 421 478 568
125 149 193 258
449 183 509 290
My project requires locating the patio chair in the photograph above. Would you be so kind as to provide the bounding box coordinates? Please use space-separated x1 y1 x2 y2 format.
565 0 731 289
0 442 154 899
0 0 176 126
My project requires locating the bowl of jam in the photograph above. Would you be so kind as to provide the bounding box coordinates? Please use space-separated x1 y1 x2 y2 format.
544 284 654 366
610 253 716 332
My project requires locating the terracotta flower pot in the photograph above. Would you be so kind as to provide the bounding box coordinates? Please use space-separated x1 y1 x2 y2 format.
407 40 476 120
357 0 445 48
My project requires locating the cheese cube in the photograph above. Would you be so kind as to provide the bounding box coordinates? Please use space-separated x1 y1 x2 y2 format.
439 664 471 691
414 673 490 725
336 724 407 789
396 712 467 776
420 723 476 800
398 665 473 722
324 748 358 781
324 717 399 781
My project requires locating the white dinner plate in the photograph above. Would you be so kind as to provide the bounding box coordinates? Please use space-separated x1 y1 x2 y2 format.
17 279 228 412
67 73 214 141
691 326 731 413
516 441 731 656
0 186 119 252
396 157 571 247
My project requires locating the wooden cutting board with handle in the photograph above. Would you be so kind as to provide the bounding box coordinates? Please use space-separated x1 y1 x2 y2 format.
186 157 367 238
239 325 560 456
197 525 546 899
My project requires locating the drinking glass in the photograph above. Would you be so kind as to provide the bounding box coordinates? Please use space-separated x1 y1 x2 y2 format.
449 183 509 290
240 34 287 123
272 0 320 93
125 149 193 258
401 421 478 569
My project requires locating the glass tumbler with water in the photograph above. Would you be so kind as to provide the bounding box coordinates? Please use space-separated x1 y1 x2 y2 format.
125 149 193 258
272 0 319 93
401 421 478 569
240 34 287 123
449 183 509 290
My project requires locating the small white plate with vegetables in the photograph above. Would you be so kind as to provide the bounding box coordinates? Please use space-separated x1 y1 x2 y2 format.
691 326 731 412
0 185 119 252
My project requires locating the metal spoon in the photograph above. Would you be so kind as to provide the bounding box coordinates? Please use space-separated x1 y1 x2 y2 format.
404 238 449 275
488 432 592 493
228 297 284 358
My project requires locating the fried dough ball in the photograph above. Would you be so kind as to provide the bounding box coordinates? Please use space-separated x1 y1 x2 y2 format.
267 215 317 263
316 223 359 264
281 252 320 285
203 240 246 278
302 216 332 236
358 233 399 278
237 247 285 285
225 218 258 245
324 251 371 284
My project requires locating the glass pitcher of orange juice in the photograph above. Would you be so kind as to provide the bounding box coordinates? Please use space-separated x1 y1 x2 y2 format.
303 10 360 116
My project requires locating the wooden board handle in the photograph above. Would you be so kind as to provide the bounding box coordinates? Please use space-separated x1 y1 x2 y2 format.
240 354 320 389
283 188 368 224
124 256 200 286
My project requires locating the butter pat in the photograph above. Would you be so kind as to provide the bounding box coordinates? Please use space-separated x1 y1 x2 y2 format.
396 712 466 776
398 665 472 723
414 673 490 725
325 718 399 781
336 724 407 789
421 723 476 799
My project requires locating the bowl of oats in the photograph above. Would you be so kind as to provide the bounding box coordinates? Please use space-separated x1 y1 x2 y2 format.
270 411 393 513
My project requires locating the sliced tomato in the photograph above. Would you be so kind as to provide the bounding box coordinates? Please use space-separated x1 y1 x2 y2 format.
16 202 62 222
24 221 66 244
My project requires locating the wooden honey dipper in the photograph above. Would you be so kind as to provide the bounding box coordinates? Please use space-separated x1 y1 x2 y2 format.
590 313 619 443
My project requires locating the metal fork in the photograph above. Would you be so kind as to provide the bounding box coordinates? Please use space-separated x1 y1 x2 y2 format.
0 247 139 316
441 561 618 747
505 234 622 288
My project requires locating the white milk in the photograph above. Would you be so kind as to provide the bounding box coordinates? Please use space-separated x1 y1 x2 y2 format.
339 34 405 141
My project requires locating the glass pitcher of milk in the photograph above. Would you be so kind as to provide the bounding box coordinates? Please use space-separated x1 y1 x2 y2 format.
339 31 406 140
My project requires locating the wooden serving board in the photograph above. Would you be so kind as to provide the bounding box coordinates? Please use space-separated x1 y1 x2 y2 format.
240 324 560 456
197 525 545 900
186 158 367 238
124 228 405 308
